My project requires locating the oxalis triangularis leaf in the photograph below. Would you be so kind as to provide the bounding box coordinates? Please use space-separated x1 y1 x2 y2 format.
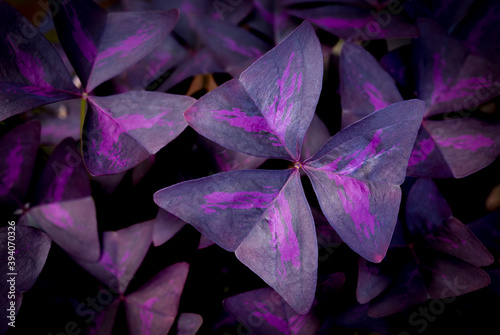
356 178 493 317
375 19 500 178
154 21 424 314
0 0 195 176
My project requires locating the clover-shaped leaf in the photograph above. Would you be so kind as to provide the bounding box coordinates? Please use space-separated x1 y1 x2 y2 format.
155 21 424 314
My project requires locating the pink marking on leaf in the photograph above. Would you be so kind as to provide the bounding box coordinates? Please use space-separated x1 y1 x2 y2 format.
90 107 130 170
211 108 274 133
253 302 288 332
97 28 154 61
201 190 278 214
46 167 73 202
207 29 263 58
0 141 23 196
311 17 370 29
340 129 384 174
7 36 50 87
263 52 302 148
436 236 460 248
332 176 378 241
365 82 391 111
139 297 159 335
40 203 74 229
253 301 308 333
407 138 436 167
267 191 301 279
99 250 126 280
65 4 98 62
435 134 494 151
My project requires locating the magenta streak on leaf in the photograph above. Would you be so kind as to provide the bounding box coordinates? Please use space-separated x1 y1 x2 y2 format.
201 190 278 214
96 28 154 61
407 138 436 167
339 129 385 175
139 297 159 335
428 53 492 106
332 175 378 241
0 141 23 196
90 107 130 170
310 17 370 29
434 134 494 151
253 302 288 332
40 203 74 229
207 29 263 58
65 4 98 62
211 108 274 133
253 301 308 333
46 167 73 202
364 82 391 111
7 35 50 87
436 236 460 248
263 52 301 149
267 191 301 279
99 250 126 280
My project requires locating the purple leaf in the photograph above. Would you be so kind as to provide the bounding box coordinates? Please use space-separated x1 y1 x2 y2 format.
0 225 51 292
304 100 425 262
289 4 418 41
407 179 493 266
155 47 224 92
155 169 318 314
405 177 452 238
408 118 500 178
300 114 331 161
0 121 40 207
85 298 121 335
176 313 203 335
425 217 495 266
53 0 180 92
50 0 107 92
366 252 428 317
152 209 186 247
248 0 300 44
356 257 392 304
340 42 402 129
198 234 215 249
77 221 153 294
19 196 100 262
33 138 91 206
358 178 493 317
82 91 195 175
419 250 491 300
185 21 323 161
202 138 267 172
224 287 321 335
414 19 500 118
124 262 189 335
235 170 318 315
155 169 293 252
453 0 500 64
224 273 345 334
0 2 80 120
192 19 269 77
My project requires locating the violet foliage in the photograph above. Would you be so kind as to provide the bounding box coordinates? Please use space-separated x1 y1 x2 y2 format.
0 0 499 334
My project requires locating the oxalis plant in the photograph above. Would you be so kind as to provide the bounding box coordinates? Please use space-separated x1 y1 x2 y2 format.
1 0 500 334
